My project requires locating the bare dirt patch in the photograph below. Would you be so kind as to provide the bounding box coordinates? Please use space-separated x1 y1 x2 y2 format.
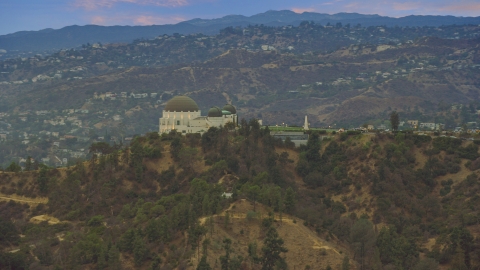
30 215 61 225
195 199 351 270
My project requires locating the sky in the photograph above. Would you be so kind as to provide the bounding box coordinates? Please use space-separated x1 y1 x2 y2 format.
1 0 480 35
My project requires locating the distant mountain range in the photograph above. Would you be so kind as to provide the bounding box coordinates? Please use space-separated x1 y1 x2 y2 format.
1 10 480 53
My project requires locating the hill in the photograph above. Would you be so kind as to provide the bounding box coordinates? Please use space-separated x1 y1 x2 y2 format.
1 10 480 55
1 126 480 269
2 35 479 126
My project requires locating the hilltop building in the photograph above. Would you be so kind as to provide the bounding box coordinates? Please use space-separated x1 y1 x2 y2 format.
159 96 238 134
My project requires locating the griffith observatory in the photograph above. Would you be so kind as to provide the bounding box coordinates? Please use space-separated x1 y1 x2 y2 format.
159 96 238 134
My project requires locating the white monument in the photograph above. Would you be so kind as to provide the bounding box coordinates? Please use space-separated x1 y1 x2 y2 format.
303 115 309 130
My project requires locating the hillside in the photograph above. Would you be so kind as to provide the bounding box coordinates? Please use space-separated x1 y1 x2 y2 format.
1 10 480 56
2 35 479 126
1 125 480 269
0 23 479 169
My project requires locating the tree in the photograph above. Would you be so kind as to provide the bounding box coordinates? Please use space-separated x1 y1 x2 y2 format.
248 242 259 268
350 218 376 270
446 226 474 268
170 137 182 161
305 132 321 170
133 233 148 266
0 219 20 246
5 162 21 172
247 185 260 212
284 187 296 213
197 256 212 270
107 245 121 269
37 167 49 193
261 226 288 270
150 254 162 270
96 246 107 269
376 226 417 269
220 238 232 270
178 147 200 174
202 239 210 257
342 255 350 270
25 156 32 171
89 142 112 155
188 224 207 258
412 258 439 270
390 111 400 132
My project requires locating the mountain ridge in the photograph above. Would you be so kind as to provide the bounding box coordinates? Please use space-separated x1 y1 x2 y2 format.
1 10 480 54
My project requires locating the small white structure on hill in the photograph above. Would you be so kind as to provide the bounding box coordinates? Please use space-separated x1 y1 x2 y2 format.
159 96 238 135
303 115 309 131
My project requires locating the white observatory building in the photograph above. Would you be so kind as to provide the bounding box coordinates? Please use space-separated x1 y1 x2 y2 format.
159 96 238 134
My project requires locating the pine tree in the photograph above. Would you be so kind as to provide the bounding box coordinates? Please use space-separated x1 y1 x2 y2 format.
220 238 232 270
150 254 162 270
96 246 107 269
261 226 288 270
133 233 148 266
197 256 212 270
37 167 49 193
390 111 399 131
25 156 32 171
342 255 350 270
284 187 296 213
107 245 121 269
202 239 210 257
248 242 259 268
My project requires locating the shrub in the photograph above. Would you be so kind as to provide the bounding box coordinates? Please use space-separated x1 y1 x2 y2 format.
432 137 462 151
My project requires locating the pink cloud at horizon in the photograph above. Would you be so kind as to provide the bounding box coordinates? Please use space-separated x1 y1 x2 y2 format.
289 0 480 17
91 16 107 24
88 14 187 26
291 7 315 13
74 0 189 10
134 15 186 25
437 3 480 15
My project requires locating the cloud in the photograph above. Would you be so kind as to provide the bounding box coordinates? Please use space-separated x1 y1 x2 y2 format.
91 16 107 24
436 2 480 14
291 7 316 13
134 15 186 25
74 0 189 10
393 2 422 11
88 14 186 25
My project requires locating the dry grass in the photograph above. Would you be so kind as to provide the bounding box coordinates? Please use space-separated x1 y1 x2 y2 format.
194 199 353 270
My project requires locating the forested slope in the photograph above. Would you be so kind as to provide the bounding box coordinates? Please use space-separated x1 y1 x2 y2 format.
1 123 480 269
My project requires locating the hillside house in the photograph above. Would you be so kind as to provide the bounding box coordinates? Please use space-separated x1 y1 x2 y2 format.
377 124 387 130
113 115 122 121
419 123 436 130
261 45 275 51
407 120 419 128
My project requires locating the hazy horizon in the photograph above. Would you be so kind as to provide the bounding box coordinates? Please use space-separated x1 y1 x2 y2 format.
1 0 480 35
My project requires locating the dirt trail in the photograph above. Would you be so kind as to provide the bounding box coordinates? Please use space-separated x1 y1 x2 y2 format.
0 194 48 204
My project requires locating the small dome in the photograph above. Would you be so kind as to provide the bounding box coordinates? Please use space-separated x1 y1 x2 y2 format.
222 110 232 115
222 104 236 114
207 107 222 117
164 96 199 112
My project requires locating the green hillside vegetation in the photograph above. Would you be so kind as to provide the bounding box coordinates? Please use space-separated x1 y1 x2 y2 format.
1 121 480 269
